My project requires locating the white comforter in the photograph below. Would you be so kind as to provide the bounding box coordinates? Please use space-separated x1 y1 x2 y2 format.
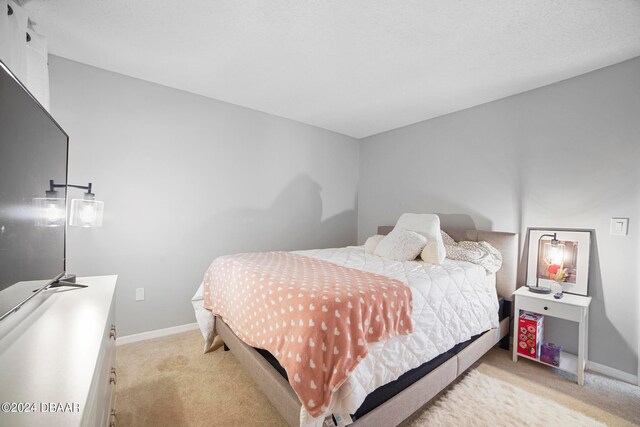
192 246 499 426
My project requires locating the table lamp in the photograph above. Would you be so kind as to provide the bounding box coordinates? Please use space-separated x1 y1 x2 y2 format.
530 232 562 294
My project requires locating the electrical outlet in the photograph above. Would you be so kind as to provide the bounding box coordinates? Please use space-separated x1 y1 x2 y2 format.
135 288 145 301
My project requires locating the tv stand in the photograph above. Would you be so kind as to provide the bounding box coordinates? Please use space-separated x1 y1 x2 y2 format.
0 275 118 427
49 280 88 289
59 272 78 283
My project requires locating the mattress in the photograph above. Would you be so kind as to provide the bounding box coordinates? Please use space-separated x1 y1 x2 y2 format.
193 246 500 426
256 298 510 420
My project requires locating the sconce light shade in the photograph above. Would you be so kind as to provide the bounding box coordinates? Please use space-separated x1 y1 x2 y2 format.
33 196 66 227
69 198 104 227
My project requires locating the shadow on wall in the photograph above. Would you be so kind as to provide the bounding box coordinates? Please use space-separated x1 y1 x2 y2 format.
361 194 493 240
421 196 493 231
437 213 481 230
189 173 356 268
518 230 534 289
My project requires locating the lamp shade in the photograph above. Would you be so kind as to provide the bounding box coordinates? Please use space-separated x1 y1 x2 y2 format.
69 198 104 227
33 197 66 227
545 242 565 267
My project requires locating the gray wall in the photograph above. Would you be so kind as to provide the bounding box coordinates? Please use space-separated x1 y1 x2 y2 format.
359 57 640 376
49 53 638 377
48 56 359 336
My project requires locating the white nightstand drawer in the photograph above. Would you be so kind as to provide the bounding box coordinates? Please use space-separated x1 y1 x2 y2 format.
518 296 582 322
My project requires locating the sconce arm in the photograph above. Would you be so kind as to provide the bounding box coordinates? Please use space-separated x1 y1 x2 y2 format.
49 180 94 196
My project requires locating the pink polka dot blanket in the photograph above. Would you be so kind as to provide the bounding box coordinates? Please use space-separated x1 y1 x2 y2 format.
203 251 413 417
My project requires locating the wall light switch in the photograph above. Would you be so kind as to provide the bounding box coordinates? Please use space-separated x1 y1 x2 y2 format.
610 218 629 236
135 287 145 301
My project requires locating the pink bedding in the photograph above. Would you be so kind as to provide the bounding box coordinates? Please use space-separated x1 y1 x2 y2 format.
203 251 413 417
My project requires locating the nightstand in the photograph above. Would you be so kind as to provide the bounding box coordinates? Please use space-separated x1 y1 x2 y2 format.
511 286 591 385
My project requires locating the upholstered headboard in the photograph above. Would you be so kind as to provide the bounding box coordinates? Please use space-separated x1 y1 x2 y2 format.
377 226 518 301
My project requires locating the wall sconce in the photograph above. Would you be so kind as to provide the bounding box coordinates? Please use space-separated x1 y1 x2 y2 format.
34 180 104 228
33 188 65 227
70 193 104 227
530 233 560 294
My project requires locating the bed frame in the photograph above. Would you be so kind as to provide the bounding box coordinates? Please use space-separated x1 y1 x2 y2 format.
215 227 518 426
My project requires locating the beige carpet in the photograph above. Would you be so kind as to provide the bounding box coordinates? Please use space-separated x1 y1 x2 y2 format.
116 330 640 427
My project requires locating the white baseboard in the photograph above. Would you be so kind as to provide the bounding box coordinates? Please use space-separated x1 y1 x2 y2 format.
117 322 199 346
587 360 638 385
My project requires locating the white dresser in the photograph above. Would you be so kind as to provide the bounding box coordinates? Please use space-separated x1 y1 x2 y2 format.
0 275 118 427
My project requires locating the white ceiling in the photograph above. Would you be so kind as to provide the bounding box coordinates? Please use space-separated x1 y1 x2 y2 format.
23 0 640 138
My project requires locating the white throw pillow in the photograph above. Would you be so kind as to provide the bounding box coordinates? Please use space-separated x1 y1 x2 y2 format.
420 242 444 265
395 213 446 264
364 235 385 254
374 229 427 261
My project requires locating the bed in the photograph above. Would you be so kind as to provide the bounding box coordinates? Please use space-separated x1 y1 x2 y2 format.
192 226 517 427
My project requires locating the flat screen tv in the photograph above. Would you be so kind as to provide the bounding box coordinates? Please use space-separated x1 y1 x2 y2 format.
0 60 68 321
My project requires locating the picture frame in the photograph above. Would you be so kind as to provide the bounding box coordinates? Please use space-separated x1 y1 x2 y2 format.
525 228 592 296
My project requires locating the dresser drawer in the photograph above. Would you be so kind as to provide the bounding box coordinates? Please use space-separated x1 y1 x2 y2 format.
84 285 117 427
107 381 116 427
517 296 582 322
98 295 117 427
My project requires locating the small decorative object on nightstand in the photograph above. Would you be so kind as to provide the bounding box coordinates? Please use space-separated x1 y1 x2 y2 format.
512 286 591 385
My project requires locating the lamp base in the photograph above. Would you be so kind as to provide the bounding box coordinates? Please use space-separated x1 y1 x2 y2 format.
528 285 552 294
